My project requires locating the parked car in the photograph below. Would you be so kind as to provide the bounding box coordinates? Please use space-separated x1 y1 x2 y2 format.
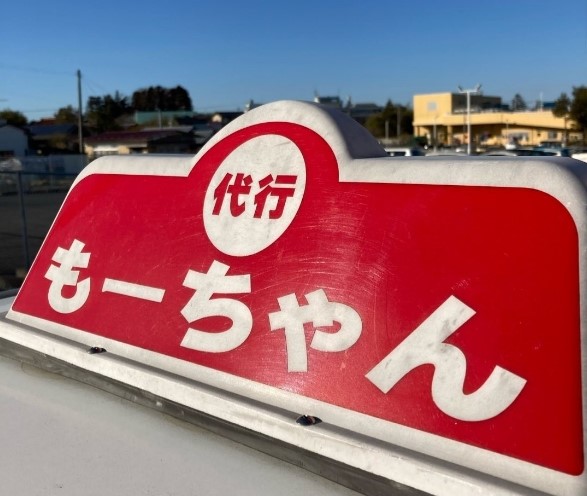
482 148 557 156
425 150 467 156
384 147 426 157
533 146 572 157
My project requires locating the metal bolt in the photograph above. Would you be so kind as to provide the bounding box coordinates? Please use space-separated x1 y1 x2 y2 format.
87 346 107 354
296 415 322 426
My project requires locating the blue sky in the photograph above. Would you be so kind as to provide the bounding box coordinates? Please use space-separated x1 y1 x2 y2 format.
2 0 586 120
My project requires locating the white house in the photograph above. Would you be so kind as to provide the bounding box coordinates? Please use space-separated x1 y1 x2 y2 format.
0 122 30 158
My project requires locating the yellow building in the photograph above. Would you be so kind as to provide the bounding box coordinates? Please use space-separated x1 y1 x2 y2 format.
413 92 578 149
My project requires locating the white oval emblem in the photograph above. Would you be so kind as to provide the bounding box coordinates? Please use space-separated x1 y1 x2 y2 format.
203 135 306 256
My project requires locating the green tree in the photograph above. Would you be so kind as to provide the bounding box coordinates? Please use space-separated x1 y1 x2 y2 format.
553 93 571 118
365 100 413 141
86 91 130 133
0 109 27 127
570 86 587 144
131 85 192 111
365 100 392 137
399 105 414 137
511 93 527 111
552 93 571 144
54 105 79 124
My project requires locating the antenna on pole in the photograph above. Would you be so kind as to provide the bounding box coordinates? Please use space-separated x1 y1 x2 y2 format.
77 69 84 155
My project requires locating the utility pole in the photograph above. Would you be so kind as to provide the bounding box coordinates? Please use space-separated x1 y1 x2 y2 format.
433 115 438 152
457 84 482 155
77 69 84 154
0 98 8 122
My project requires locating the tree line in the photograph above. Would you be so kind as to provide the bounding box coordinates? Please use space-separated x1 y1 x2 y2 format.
1 85 587 143
509 87 587 142
357 87 587 145
364 100 414 141
0 85 193 132
552 87 587 143
505 88 587 144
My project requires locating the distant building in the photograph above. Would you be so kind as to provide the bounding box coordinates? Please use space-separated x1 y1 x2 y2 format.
84 129 196 158
314 95 382 124
26 123 85 155
134 110 198 127
413 92 579 148
0 122 30 158
244 100 263 112
210 111 243 129
175 115 217 147
244 96 382 126
313 94 343 108
346 101 383 125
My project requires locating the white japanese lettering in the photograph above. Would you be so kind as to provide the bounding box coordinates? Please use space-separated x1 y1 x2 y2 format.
45 239 91 314
365 295 527 421
102 278 165 302
269 289 362 372
180 260 252 353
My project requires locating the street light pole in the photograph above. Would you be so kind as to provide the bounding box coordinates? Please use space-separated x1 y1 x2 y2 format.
433 115 438 152
77 69 84 155
457 84 482 155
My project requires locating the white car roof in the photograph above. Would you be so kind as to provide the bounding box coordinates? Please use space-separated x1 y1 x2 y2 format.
0 296 360 496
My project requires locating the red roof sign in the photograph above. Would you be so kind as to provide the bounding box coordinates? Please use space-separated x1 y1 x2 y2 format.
7 101 587 495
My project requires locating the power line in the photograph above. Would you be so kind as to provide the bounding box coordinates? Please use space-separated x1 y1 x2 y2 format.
15 108 63 114
0 63 73 77
83 76 114 96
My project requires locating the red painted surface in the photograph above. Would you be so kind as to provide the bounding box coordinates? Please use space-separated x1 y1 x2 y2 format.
11 123 583 474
